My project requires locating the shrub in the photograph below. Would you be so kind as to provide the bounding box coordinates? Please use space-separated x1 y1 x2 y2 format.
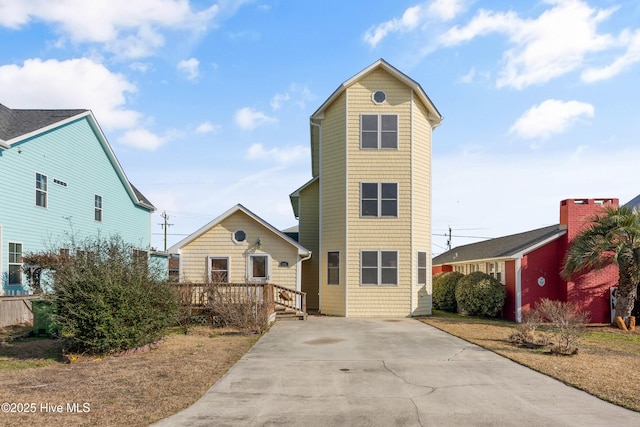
455 271 505 317
50 236 178 354
535 298 589 355
432 271 463 312
208 284 270 333
508 309 550 347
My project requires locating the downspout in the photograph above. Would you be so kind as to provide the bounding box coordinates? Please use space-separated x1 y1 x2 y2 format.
297 251 312 310
310 119 322 312
515 258 522 323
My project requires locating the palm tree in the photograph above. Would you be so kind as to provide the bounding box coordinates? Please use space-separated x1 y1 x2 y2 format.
562 205 640 322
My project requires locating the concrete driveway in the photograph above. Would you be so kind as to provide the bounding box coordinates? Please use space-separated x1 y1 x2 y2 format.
155 317 640 426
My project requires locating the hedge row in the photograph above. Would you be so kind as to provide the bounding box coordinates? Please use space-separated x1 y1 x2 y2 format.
432 271 505 317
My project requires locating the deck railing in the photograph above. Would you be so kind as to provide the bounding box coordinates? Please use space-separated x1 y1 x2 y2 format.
175 282 306 321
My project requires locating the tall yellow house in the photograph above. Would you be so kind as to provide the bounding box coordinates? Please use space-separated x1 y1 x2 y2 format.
290 59 442 317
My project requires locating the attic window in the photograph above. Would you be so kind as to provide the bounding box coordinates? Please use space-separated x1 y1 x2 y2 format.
372 90 386 104
233 229 247 243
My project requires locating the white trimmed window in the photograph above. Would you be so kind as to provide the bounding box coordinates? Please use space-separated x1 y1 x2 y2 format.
248 254 269 282
418 251 427 285
327 251 340 285
361 183 397 217
361 250 398 286
361 114 398 149
209 257 229 282
233 229 247 243
8 242 23 285
94 195 103 222
36 173 47 207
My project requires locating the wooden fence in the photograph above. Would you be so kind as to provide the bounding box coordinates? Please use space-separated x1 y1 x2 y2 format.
0 295 40 328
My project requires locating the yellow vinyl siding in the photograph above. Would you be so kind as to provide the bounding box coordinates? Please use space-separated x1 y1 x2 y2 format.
179 211 300 291
344 69 415 317
411 96 434 315
299 179 320 310
319 92 347 316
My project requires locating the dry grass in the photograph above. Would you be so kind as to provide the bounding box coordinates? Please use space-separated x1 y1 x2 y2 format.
0 325 257 426
420 312 640 412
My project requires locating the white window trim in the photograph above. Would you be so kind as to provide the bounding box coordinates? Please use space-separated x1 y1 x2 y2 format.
8 241 23 286
360 250 399 287
95 194 103 222
417 251 427 286
248 253 270 283
360 182 399 218
327 250 340 286
208 256 230 282
35 172 47 208
360 113 399 150
232 229 247 244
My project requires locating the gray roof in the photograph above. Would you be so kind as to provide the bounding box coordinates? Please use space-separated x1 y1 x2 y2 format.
0 102 154 211
623 194 640 210
0 103 87 141
432 224 566 265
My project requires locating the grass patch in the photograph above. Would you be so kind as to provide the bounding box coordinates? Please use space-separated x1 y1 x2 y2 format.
420 312 640 412
0 325 258 426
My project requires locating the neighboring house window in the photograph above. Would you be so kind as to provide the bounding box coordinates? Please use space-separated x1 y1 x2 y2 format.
327 251 340 285
36 173 47 207
418 251 427 285
488 262 504 284
59 248 71 259
248 254 269 282
209 257 229 282
361 183 397 217
132 249 148 271
95 195 102 222
8 242 23 285
361 114 398 149
361 250 398 286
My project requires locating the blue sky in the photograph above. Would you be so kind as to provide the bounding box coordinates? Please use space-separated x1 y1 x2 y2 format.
1 0 640 256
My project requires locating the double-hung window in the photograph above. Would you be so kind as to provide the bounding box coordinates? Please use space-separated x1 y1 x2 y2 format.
361 114 398 149
361 250 398 286
95 195 103 222
417 251 427 285
8 243 23 285
209 257 229 282
361 183 397 217
36 173 47 207
327 251 340 285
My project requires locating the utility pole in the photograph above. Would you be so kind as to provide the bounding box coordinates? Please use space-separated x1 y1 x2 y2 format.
446 226 452 251
159 211 174 252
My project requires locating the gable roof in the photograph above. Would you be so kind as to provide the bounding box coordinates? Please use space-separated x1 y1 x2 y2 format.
432 224 567 265
167 203 311 256
623 194 640 210
311 58 443 126
0 102 155 211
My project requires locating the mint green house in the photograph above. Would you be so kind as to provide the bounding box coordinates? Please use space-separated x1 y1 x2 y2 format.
0 103 157 295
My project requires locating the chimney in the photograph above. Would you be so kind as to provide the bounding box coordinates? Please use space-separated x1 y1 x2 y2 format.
559 198 619 241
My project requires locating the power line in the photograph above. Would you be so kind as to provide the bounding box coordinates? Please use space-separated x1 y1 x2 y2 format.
158 211 174 252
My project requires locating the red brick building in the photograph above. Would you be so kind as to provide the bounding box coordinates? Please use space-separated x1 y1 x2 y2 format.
432 198 619 323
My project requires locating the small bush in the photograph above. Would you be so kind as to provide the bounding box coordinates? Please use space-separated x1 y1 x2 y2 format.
535 298 589 355
508 309 550 347
50 236 178 354
455 271 505 317
432 271 463 312
208 284 270 333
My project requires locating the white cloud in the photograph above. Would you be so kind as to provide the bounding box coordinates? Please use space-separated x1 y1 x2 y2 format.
439 1 618 89
427 0 466 21
117 128 168 150
270 92 290 110
246 143 309 164
582 29 640 82
234 107 277 130
270 83 315 110
177 57 200 81
0 58 140 130
364 5 422 48
509 99 594 140
0 0 249 58
195 121 219 134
